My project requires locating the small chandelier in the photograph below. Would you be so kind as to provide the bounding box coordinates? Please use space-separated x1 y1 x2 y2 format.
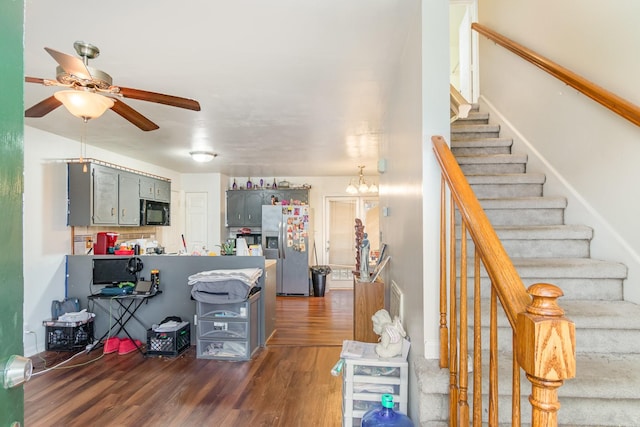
54 89 114 121
346 165 378 194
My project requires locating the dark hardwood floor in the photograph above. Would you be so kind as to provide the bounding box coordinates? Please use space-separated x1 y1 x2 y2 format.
24 290 353 427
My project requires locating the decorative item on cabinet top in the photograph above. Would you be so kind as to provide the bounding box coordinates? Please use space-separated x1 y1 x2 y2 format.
64 158 170 183
228 178 311 191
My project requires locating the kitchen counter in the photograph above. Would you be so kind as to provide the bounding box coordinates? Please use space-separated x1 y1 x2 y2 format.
66 255 274 346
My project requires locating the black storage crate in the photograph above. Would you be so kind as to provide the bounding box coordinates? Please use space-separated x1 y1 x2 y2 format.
146 321 190 357
44 318 94 351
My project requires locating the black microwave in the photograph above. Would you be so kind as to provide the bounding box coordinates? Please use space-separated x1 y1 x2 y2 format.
140 199 170 226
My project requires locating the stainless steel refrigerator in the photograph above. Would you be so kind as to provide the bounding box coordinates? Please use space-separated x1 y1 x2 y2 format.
262 205 310 295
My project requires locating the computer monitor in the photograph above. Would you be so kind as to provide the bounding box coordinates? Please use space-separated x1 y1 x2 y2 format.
92 258 137 286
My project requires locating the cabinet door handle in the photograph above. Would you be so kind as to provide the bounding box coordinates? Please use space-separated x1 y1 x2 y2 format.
111 208 116 216
121 208 126 217
248 214 252 220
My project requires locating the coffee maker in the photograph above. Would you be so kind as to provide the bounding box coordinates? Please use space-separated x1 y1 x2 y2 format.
94 232 118 255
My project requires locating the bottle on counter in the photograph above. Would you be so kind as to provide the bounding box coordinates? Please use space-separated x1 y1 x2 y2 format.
361 394 414 427
150 269 160 293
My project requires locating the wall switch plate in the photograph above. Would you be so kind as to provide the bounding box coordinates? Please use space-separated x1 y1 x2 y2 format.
383 207 390 217
377 159 387 174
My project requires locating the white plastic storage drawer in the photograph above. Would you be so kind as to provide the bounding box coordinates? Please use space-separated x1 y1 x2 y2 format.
195 290 260 361
197 300 251 319
342 359 408 427
197 338 259 360
198 319 248 339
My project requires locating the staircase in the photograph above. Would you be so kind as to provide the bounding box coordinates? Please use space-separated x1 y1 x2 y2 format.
416 108 640 426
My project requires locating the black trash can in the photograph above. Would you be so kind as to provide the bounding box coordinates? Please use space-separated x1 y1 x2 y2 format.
310 265 331 297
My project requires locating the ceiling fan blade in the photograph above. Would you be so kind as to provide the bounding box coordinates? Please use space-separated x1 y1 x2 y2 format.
25 76 63 87
25 96 63 118
44 47 92 80
110 99 160 131
118 87 201 111
25 76 46 85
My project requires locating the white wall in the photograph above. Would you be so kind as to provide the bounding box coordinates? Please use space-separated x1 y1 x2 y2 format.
23 126 181 356
478 0 640 302
377 0 449 420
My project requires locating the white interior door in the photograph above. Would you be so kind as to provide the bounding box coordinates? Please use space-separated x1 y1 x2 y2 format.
185 192 208 254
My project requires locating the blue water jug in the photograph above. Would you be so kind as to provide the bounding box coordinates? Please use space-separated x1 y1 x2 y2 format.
361 394 414 427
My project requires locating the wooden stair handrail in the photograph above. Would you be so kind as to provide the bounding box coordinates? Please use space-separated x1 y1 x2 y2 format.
432 135 530 328
433 135 576 425
450 84 472 120
472 23 640 128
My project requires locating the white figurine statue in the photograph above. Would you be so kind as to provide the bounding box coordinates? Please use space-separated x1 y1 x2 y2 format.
359 233 371 281
371 309 406 358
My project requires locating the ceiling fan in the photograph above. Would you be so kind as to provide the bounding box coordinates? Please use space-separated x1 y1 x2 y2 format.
25 41 201 131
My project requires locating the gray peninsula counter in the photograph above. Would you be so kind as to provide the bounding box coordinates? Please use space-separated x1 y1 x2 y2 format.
66 255 277 350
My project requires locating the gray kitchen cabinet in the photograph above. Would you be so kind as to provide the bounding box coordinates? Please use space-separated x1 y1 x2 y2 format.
287 189 309 204
90 164 118 225
118 172 142 225
226 190 263 227
68 162 151 227
226 188 309 227
154 179 171 202
140 176 171 202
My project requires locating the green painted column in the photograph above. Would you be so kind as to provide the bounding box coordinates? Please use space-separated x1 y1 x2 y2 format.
0 0 25 424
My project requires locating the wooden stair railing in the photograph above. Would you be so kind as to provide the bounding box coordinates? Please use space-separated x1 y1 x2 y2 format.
472 23 640 128
432 135 576 426
450 84 472 123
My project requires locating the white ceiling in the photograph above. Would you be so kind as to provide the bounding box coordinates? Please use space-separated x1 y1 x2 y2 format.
24 0 415 177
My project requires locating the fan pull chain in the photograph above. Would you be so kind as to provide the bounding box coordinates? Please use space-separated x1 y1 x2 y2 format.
80 120 88 172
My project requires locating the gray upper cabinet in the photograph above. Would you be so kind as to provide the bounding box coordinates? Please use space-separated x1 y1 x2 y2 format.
118 172 142 225
226 190 263 227
68 162 171 227
140 176 171 202
154 180 171 202
90 165 119 225
226 188 309 227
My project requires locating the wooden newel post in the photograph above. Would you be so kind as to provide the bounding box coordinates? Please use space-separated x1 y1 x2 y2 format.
516 283 576 427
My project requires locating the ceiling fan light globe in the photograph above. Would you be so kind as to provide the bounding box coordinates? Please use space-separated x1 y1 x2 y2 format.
358 182 369 193
54 90 113 120
368 183 378 193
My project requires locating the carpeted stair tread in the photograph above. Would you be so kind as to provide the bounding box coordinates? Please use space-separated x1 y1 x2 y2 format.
491 224 593 240
451 137 511 147
451 123 500 133
456 153 528 165
562 300 640 330
466 173 545 185
509 257 628 279
478 196 567 209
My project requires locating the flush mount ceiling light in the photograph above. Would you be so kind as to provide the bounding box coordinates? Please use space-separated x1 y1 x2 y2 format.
190 151 217 162
346 165 378 194
53 89 114 121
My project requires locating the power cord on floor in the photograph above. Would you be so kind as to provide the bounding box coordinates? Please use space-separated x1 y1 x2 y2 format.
31 348 104 377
